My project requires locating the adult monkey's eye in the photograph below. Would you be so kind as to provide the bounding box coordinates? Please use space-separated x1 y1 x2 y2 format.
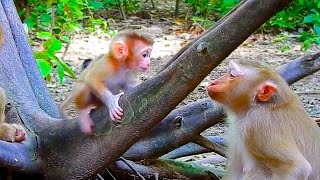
229 68 236 78
228 61 244 78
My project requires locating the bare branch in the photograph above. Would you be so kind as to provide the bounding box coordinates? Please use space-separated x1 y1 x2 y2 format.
161 136 225 159
278 51 320 84
192 135 226 157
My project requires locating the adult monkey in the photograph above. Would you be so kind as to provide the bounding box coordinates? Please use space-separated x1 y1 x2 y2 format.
60 30 154 135
207 60 320 179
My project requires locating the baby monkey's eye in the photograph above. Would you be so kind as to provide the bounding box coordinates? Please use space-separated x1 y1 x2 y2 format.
142 52 148 58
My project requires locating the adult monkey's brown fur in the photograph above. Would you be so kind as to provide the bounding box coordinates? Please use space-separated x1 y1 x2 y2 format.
207 60 320 179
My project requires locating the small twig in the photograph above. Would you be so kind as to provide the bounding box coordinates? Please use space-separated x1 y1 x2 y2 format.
193 135 226 157
175 0 180 17
150 0 155 9
96 173 104 180
117 0 126 20
105 168 116 180
153 172 159 180
184 7 191 21
50 6 55 35
193 22 205 32
118 157 146 180
61 35 73 61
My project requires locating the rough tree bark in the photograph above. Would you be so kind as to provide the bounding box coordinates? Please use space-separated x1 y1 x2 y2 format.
0 0 298 179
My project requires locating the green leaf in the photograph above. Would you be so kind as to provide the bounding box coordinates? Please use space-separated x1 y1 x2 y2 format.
60 62 77 79
302 39 312 50
34 51 50 61
61 36 70 42
46 0 55 7
314 25 320 37
43 38 63 53
302 14 316 24
36 59 53 77
88 0 104 10
48 54 77 79
310 9 319 15
57 65 65 84
37 32 52 38
57 3 64 13
60 0 69 3
25 17 36 29
40 14 52 23
298 0 305 5
52 27 62 34
280 45 290 52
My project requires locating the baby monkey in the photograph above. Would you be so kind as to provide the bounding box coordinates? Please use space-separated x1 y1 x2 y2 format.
60 30 154 135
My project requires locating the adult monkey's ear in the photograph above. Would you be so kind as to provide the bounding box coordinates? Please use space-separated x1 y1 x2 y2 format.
257 82 277 102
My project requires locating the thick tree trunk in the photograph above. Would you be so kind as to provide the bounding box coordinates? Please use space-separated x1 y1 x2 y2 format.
0 0 295 178
1 1 60 119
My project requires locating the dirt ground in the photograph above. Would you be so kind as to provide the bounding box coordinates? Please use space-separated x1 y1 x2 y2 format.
31 1 320 174
42 18 320 120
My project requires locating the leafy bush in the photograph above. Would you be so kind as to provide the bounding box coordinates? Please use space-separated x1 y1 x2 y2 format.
15 0 92 83
268 0 320 50
185 0 320 51
185 0 240 17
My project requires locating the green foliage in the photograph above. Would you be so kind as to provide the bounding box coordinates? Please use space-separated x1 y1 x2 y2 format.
102 0 141 12
34 36 76 83
185 0 240 17
272 34 292 52
185 0 320 51
218 0 240 15
15 0 110 84
123 0 141 12
267 0 320 51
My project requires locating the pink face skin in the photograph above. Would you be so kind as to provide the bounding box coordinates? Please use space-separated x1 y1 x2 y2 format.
138 46 152 72
114 40 153 72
